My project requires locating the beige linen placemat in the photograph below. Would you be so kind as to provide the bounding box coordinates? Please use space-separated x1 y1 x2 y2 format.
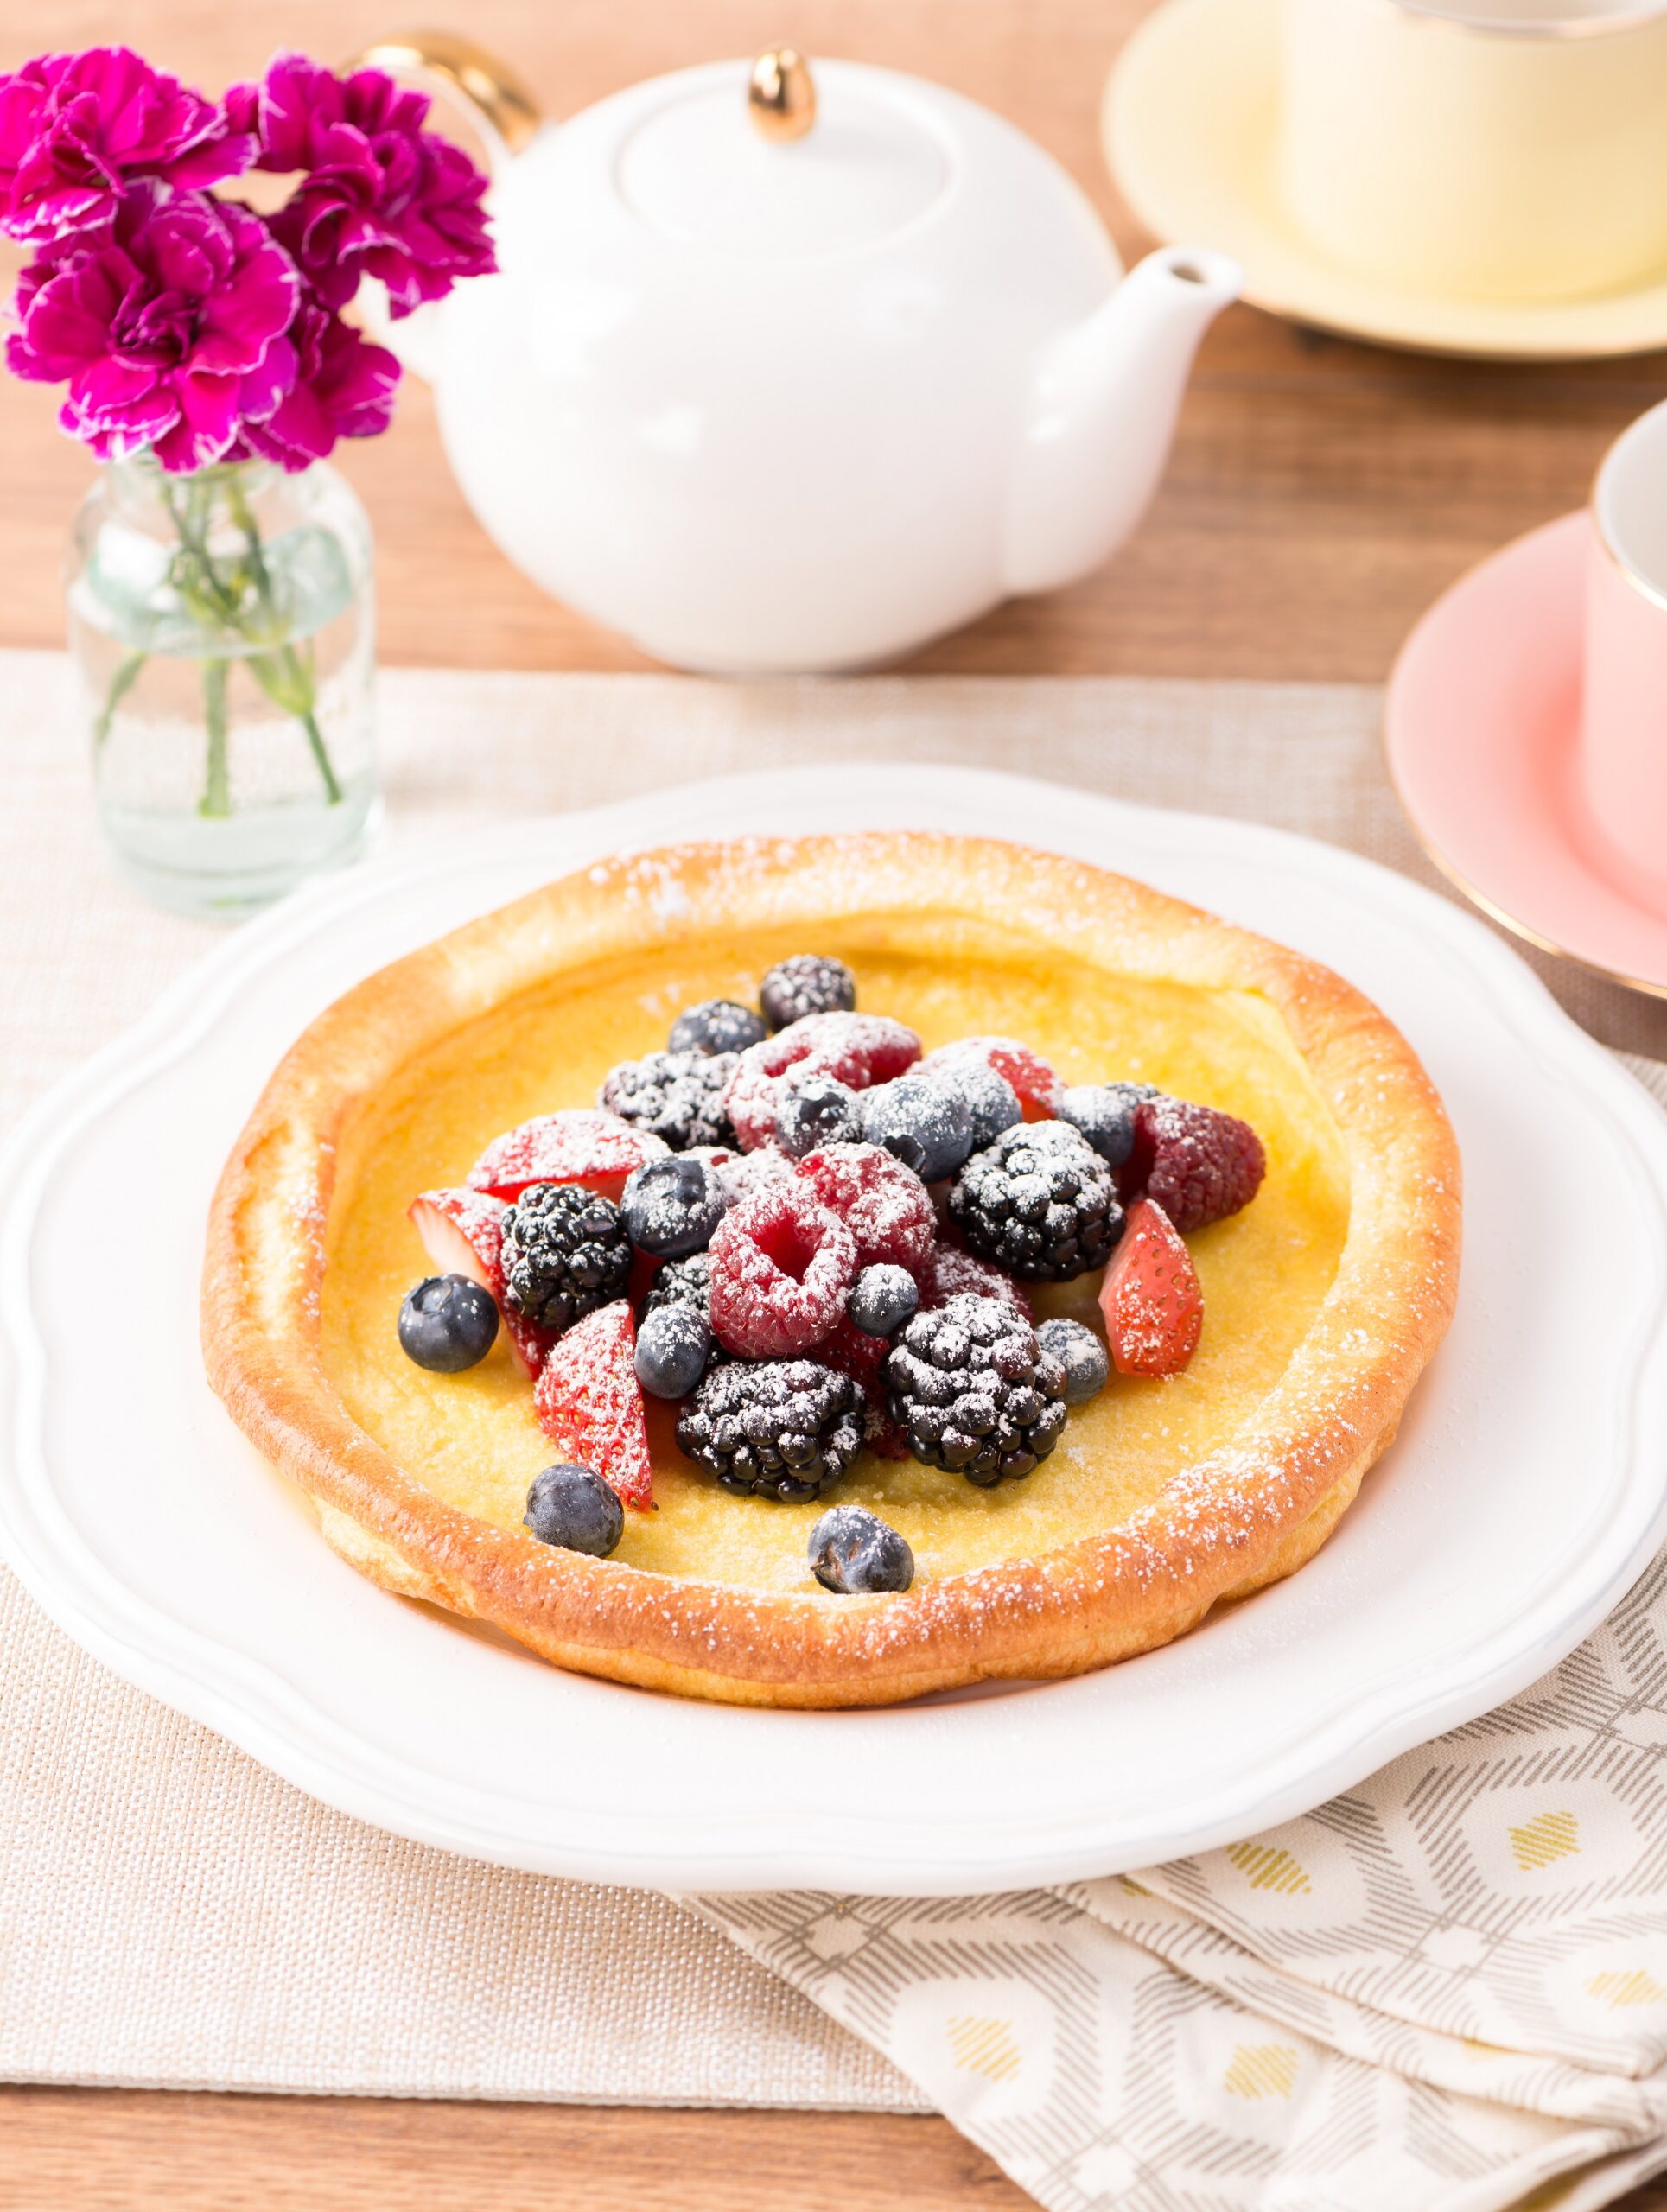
3 648 1666 2193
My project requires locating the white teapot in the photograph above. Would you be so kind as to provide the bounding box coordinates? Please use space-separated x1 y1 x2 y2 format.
359 36 1239 674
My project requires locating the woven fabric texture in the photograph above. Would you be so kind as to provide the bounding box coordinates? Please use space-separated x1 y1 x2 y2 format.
4 651 1664 2206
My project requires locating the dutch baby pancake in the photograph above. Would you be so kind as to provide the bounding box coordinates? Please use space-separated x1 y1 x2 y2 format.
202 832 1460 1707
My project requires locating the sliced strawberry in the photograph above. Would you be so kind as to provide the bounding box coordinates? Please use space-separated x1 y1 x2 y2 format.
409 1187 555 1377
467 1109 670 1203
1098 1198 1202 1376
724 1012 921 1151
1121 1096 1264 1233
410 1186 506 1287
924 1036 1062 1120
533 1300 654 1511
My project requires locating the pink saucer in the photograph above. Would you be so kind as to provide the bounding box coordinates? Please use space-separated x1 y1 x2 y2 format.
1387 510 1667 1000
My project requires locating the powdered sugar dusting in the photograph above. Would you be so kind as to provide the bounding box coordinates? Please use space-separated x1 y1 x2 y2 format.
467 1109 670 1199
795 1141 936 1280
723 1011 921 1150
533 1300 653 1510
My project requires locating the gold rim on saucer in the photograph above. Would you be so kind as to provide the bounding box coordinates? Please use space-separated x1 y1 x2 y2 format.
1381 520 1667 1001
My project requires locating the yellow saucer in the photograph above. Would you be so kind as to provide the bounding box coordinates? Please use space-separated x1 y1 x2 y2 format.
1104 0 1667 362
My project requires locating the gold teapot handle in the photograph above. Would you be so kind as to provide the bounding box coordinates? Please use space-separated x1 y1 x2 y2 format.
345 30 542 175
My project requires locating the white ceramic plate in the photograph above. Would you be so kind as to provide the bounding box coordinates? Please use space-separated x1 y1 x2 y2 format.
4 765 1667 1897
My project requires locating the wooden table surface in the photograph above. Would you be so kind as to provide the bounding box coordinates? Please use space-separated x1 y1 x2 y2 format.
3 3 1665 2207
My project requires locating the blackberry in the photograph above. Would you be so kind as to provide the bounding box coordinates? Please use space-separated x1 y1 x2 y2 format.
760 953 856 1032
644 1250 712 1320
677 1358 863 1501
947 1121 1122 1281
499 1182 632 1332
884 1294 1067 1487
600 1050 738 1152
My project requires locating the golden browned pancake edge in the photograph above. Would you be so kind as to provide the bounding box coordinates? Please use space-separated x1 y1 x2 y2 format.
201 832 1461 1708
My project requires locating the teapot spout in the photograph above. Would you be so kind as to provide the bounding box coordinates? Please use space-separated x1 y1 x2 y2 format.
1002 246 1239 596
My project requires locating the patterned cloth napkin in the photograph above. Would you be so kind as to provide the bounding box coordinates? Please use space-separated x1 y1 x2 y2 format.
5 651 1667 2208
692 1475 1667 2210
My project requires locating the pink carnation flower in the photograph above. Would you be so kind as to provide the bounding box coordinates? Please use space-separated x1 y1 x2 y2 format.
0 47 251 245
226 54 495 319
234 299 400 469
6 182 298 471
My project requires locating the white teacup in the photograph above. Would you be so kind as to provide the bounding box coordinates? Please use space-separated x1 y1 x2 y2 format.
1278 0 1667 302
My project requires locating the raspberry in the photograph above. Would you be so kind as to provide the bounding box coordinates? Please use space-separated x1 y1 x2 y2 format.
924 1036 1063 1120
714 1145 795 1207
1098 1198 1202 1376
795 1142 936 1281
919 1240 1034 1324
468 1109 670 1201
723 1012 920 1151
1123 1096 1265 1233
708 1182 858 1358
533 1300 654 1510
409 1187 554 1377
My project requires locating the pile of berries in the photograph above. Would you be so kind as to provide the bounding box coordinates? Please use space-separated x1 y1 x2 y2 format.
396 950 1266 1593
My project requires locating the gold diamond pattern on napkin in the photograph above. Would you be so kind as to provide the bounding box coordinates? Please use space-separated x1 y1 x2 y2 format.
690 1402 1667 2212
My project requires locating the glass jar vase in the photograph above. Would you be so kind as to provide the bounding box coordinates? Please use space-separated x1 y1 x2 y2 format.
67 455 377 918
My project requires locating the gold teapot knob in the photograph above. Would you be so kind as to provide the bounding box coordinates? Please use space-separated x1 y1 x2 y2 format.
748 48 816 143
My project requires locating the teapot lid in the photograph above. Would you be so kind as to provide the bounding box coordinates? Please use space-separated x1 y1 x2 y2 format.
615 51 951 257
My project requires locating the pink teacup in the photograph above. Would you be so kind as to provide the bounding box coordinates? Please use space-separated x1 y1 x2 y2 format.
1580 401 1667 915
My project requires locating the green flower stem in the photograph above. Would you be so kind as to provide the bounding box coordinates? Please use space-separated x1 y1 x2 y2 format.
93 650 145 750
228 478 341 807
162 470 345 813
200 658 231 819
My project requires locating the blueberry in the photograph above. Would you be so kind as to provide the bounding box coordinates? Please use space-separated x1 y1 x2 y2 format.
1059 1083 1161 1169
760 954 856 1032
669 997 767 1056
1036 1318 1110 1406
636 1304 714 1398
524 1463 625 1557
620 1153 727 1258
397 1274 499 1372
775 1073 862 1158
809 1504 914 1595
859 1071 974 1182
938 1059 1022 1149
847 1262 919 1338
